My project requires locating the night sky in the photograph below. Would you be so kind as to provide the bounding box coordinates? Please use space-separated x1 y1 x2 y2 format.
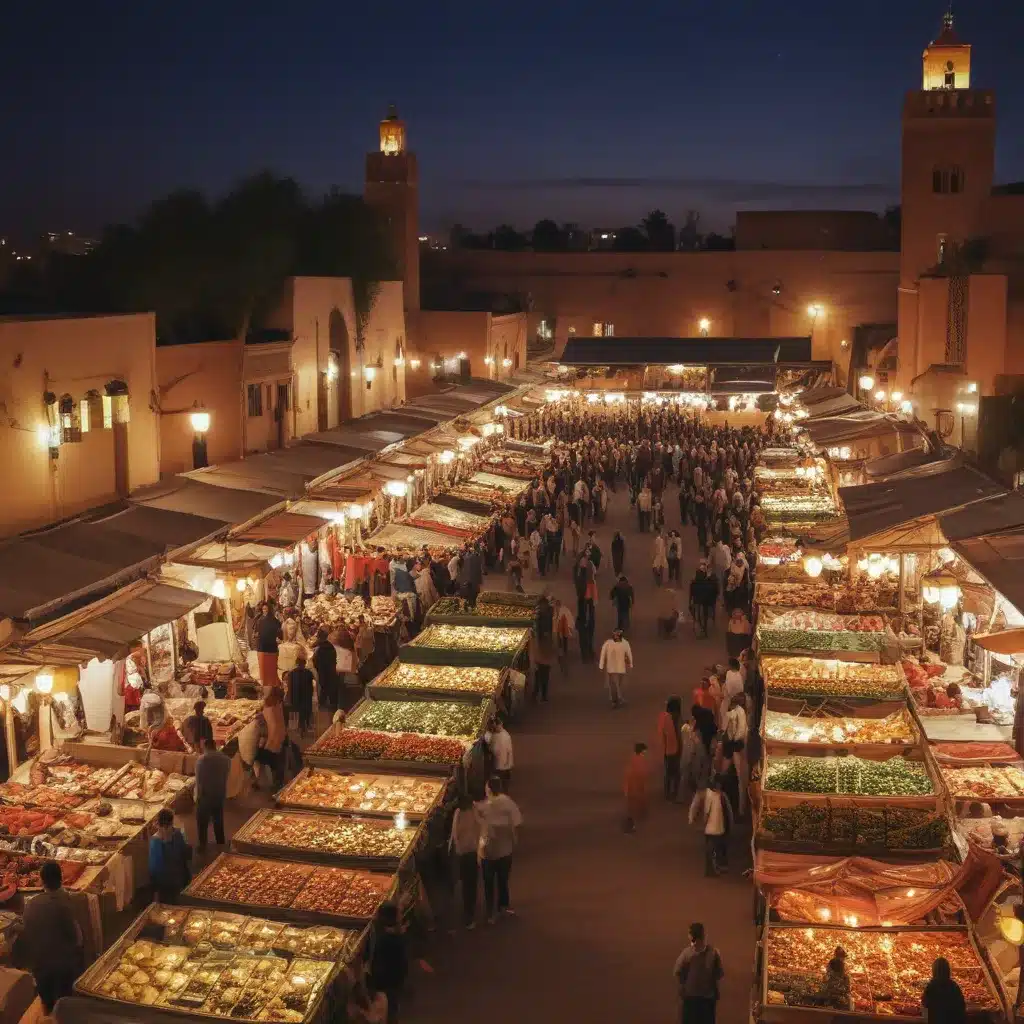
4 0 1024 239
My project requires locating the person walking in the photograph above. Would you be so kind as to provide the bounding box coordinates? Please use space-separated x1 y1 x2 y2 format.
611 531 626 576
287 650 316 736
255 600 283 691
690 775 732 876
723 694 749 815
658 696 683 801
369 902 409 1023
485 717 514 791
532 627 555 702
148 808 192 903
921 956 967 1023
478 776 522 923
673 922 724 1024
194 737 232 853
637 484 653 532
623 742 649 833
609 574 635 633
449 794 481 929
711 539 731 606
312 627 339 715
652 529 668 586
599 628 634 709
553 597 574 675
21 860 84 1013
667 530 683 583
254 688 287 789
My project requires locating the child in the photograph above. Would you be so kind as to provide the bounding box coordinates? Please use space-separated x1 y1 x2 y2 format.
623 742 649 833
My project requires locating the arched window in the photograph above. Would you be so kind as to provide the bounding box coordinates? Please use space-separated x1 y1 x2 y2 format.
933 166 965 194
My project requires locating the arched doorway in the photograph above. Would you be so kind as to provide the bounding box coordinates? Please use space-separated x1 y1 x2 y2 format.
329 308 352 426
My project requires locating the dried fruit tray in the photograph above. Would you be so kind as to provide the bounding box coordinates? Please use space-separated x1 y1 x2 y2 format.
276 768 448 821
400 624 530 668
368 659 505 702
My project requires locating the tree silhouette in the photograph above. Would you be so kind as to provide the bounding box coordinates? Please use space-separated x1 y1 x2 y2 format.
612 226 648 252
642 209 676 252
491 225 529 251
703 231 736 251
531 219 566 251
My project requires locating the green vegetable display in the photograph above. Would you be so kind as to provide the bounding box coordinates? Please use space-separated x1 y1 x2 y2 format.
764 755 933 796
757 628 886 654
352 699 486 738
759 804 949 850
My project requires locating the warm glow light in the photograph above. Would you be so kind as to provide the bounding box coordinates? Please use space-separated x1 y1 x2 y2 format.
394 811 408 830
395 356 405 367
410 358 421 370
803 555 823 578
211 578 227 599
890 391 903 402
363 366 376 383
326 363 338 381
384 480 408 497
0 686 9 702
874 389 887 402
457 351 467 359
34 673 53 695
698 317 711 334
807 303 824 318
269 554 284 569
457 435 480 449
502 358 512 368
999 913 1024 946
858 375 874 390
235 578 247 592
439 450 455 464
967 381 978 393
37 424 51 449
190 411 211 433
900 400 913 414
406 474 415 482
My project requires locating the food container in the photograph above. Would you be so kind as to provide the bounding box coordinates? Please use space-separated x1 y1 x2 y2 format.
399 624 530 669
276 768 449 822
367 659 506 703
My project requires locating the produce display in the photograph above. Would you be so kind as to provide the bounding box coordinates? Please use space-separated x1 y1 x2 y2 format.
757 538 802 565
104 763 192 804
760 803 948 850
758 609 888 654
941 764 1024 800
299 594 398 640
409 624 529 655
760 657 906 700
764 709 914 746
126 698 263 747
765 926 999 1015
305 726 466 766
372 661 503 697
235 809 416 862
764 755 933 796
351 698 486 738
760 493 837 522
757 582 835 610
278 769 445 816
188 854 393 920
760 447 802 464
834 575 900 613
761 609 886 634
79 904 350 1020
469 472 531 493
448 482 512 506
429 597 536 622
0 851 86 891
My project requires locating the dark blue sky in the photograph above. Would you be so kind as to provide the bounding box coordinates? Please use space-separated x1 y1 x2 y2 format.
3 0 1024 238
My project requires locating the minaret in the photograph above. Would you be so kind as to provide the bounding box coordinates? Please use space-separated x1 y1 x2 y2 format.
364 106 420 314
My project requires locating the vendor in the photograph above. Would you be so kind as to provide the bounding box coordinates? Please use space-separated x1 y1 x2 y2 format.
820 946 852 1010
182 700 214 750
139 682 166 732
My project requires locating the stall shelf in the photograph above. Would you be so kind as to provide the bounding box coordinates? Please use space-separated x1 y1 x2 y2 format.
757 608 888 659
74 902 358 1024
399 624 531 669
425 596 537 628
276 768 449 822
231 808 423 871
344 695 490 743
184 852 398 928
760 657 908 702
366 659 507 703
939 761 1024 810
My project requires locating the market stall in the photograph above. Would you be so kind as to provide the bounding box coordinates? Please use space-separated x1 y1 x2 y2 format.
424 595 538 628
277 768 449 822
757 609 890 661
760 658 908 704
400 624 531 670
367 660 507 703
762 697 920 757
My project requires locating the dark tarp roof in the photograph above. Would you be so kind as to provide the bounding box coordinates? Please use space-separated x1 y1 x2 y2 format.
799 386 850 407
0 505 223 621
131 478 283 524
839 466 1006 542
952 528 1024 615
941 491 1024 542
806 394 863 419
559 337 793 366
775 338 814 362
184 443 363 496
231 512 325 545
863 448 947 481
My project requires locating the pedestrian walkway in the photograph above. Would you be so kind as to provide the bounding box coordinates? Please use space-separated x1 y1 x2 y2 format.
408 484 755 1023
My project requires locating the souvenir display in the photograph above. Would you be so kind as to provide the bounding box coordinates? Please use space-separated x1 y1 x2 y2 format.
104 764 193 804
765 926 1000 1015
187 854 393 921
759 803 948 850
351 698 486 738
278 769 445 816
764 709 914 746
409 624 529 654
305 727 466 766
372 661 503 698
760 657 907 700
763 755 933 796
299 594 398 640
234 810 416 862
941 764 1024 800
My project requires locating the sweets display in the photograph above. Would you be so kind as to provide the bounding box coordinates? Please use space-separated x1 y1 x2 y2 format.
408 503 491 531
765 926 1000 1014
760 803 949 850
760 657 907 699
0 851 86 891
104 764 192 804
469 472 531 493
429 597 536 622
373 661 503 697
0 782 89 813
306 726 466 766
29 755 125 795
758 609 888 655
764 755 933 796
760 494 837 522
761 609 886 634
79 904 348 1020
764 709 914 746
352 698 486 738
279 769 445 816
756 538 802 565
410 624 529 654
187 854 393 920
757 582 835 610
300 594 398 640
235 809 415 862
941 764 1024 800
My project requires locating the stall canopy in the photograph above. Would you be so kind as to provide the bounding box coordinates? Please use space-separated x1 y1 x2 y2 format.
131 478 283 525
558 337 792 366
941 490 1024 542
0 505 224 622
804 393 863 419
951 527 1024 617
305 411 434 452
229 512 325 545
804 410 921 446
4 580 210 666
839 466 1005 543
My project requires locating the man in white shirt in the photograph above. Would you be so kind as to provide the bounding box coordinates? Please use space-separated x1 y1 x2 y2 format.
711 540 732 602
689 775 731 876
598 629 633 708
720 658 745 723
485 718 514 791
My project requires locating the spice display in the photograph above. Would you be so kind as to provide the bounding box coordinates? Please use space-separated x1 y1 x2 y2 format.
80 905 347 1020
765 926 999 1014
373 661 503 697
188 854 393 921
764 755 933 796
306 727 466 766
410 624 529 654
352 698 485 738
279 769 445 816
757 582 836 610
761 657 906 700
759 804 949 849
764 709 914 746
299 594 397 640
236 810 415 861
941 764 1024 800
103 764 192 804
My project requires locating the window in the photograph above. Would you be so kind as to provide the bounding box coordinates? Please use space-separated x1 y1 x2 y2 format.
938 234 948 264
537 319 553 340
591 321 615 337
944 60 955 89
933 166 965 194
247 383 263 418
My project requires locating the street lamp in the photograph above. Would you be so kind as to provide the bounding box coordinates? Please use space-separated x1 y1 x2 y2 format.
807 303 824 318
190 405 211 469
698 318 711 337
858 374 874 392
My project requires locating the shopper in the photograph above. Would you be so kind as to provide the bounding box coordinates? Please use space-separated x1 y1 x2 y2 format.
254 688 287 789
609 574 635 633
667 530 683 583
673 922 724 1024
182 700 214 750
312 627 339 714
194 737 232 853
449 794 481 928
148 808 192 903
598 628 634 708
611 530 626 576
532 627 555 702
478 776 522 923
623 742 649 833
255 600 283 691
485 717 514 791
652 529 668 586
553 597 575 674
723 694 749 816
21 860 83 1013
287 650 316 736
921 957 967 1023
690 775 732 876
369 902 408 1023
658 697 683 801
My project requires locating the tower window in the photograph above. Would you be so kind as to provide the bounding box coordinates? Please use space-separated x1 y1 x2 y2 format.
944 60 955 89
938 235 948 265
932 166 965 194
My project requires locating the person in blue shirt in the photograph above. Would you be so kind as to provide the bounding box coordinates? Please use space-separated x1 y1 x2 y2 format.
148 809 192 904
